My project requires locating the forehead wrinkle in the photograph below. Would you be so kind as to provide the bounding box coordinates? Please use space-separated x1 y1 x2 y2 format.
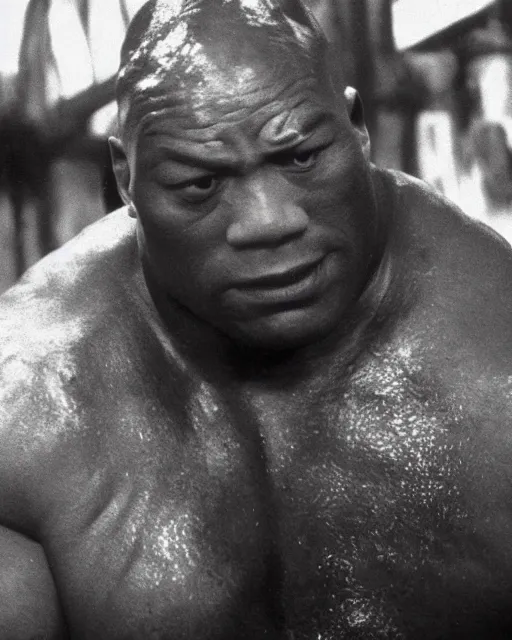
138 103 331 173
141 138 240 170
135 74 320 140
258 101 332 146
122 58 304 142
139 118 255 170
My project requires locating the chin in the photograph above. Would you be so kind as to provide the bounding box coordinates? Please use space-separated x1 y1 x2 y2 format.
224 306 340 352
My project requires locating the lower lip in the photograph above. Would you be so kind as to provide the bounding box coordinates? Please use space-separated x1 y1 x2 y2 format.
231 257 328 306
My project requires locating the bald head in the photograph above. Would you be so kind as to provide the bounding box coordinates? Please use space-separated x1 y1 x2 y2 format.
116 0 329 136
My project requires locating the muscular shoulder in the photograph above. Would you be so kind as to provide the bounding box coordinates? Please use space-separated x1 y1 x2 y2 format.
0 208 138 370
378 169 512 414
0 211 140 525
384 167 512 259
2 207 137 318
381 168 512 340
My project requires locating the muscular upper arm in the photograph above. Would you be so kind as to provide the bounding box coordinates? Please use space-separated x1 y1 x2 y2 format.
0 525 66 639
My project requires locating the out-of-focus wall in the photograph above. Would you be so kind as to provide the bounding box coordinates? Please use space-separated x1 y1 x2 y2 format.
0 0 148 294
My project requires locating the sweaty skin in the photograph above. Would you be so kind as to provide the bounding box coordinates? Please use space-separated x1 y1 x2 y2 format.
3 1 512 638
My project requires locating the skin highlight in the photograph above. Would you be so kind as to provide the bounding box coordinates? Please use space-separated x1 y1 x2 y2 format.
2 1 512 638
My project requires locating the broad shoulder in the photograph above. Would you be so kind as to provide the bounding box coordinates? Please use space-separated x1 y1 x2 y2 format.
0 210 143 528
380 168 512 355
0 209 139 380
376 169 512 426
384 167 512 255
1 207 137 316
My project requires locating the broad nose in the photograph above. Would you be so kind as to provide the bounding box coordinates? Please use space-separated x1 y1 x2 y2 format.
226 172 309 248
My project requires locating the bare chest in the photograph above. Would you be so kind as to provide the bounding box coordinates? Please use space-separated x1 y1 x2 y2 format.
45 352 512 638
246 349 477 638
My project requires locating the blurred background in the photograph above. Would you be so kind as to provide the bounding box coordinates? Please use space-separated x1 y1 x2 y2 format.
0 0 511 294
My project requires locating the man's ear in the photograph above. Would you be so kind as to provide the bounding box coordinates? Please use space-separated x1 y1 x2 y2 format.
108 136 135 214
344 87 371 161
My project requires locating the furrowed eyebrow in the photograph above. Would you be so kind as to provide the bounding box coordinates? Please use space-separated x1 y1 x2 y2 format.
292 111 335 138
142 108 335 172
301 111 334 132
258 109 335 150
145 140 251 172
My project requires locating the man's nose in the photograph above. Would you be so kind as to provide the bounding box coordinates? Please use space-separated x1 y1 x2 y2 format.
226 173 309 248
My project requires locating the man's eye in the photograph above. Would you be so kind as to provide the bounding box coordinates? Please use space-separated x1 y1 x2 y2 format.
176 176 220 202
274 149 319 171
292 149 318 169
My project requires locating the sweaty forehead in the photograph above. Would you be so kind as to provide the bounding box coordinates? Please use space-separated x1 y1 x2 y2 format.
117 0 326 134
136 99 335 172
140 95 331 150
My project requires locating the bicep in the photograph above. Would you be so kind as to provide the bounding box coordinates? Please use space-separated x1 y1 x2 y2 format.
0 525 67 639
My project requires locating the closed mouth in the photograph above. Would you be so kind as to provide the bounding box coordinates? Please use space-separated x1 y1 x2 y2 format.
228 256 328 307
234 258 324 291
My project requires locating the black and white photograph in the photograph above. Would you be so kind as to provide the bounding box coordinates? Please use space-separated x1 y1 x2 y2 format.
1 1 512 637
